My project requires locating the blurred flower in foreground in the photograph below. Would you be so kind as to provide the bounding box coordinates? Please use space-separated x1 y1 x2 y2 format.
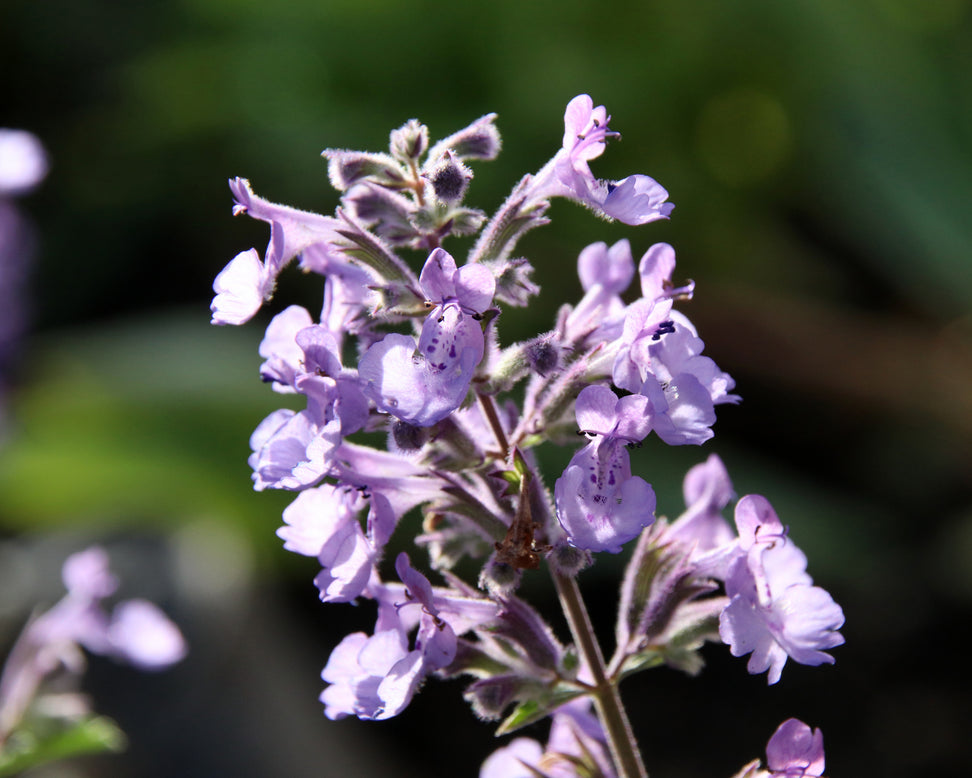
0 129 48 437
0 131 47 198
0 546 186 773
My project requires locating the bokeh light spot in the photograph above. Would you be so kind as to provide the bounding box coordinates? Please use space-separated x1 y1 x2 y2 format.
695 87 791 188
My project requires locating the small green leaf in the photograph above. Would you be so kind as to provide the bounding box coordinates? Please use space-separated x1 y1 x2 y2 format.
497 470 521 488
0 715 126 777
495 687 585 736
511 449 530 481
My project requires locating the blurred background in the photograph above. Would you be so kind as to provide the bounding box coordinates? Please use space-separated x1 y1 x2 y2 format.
1 0 970 775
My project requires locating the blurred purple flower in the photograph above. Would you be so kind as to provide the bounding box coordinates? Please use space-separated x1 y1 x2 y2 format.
0 129 48 432
0 130 48 197
0 546 185 742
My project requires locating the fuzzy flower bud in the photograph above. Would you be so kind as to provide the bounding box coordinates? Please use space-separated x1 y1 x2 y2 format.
390 420 428 452
547 541 592 577
478 556 522 597
527 336 560 377
425 151 472 204
390 119 429 162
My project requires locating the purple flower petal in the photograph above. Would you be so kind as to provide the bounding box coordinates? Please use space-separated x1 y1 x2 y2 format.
106 600 187 670
62 547 117 599
258 305 314 390
360 315 482 427
210 249 269 325
578 239 634 294
479 738 544 778
602 174 674 225
314 519 375 603
720 498 845 684
766 718 825 777
0 129 48 196
277 484 362 556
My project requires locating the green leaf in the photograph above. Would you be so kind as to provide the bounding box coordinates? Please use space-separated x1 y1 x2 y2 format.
496 470 521 489
0 313 294 562
0 716 126 776
495 687 585 736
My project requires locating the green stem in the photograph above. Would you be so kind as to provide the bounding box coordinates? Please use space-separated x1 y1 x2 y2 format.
552 571 648 778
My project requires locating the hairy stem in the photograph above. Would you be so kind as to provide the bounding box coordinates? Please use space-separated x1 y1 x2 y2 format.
553 571 648 778
477 392 510 460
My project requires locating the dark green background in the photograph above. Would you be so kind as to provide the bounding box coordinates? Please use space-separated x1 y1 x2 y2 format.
2 0 970 776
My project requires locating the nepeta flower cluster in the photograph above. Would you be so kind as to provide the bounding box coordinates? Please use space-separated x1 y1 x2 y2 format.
212 95 843 777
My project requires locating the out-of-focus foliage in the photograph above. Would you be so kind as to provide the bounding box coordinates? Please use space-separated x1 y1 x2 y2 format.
0 313 293 548
0 714 125 777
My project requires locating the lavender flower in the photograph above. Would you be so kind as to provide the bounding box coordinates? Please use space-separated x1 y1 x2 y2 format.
359 248 494 426
766 718 826 777
277 484 381 603
732 719 826 778
611 243 738 445
248 308 368 491
32 547 186 670
210 178 356 325
530 95 674 225
554 385 656 553
480 737 544 778
719 496 845 684
320 553 497 720
561 239 635 345
0 130 48 197
666 453 736 557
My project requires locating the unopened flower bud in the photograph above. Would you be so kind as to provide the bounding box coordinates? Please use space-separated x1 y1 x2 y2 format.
427 113 502 161
478 555 521 596
391 420 428 452
463 676 518 721
390 119 428 162
548 541 592 577
425 152 472 204
527 337 560 377
344 183 417 244
322 149 405 191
